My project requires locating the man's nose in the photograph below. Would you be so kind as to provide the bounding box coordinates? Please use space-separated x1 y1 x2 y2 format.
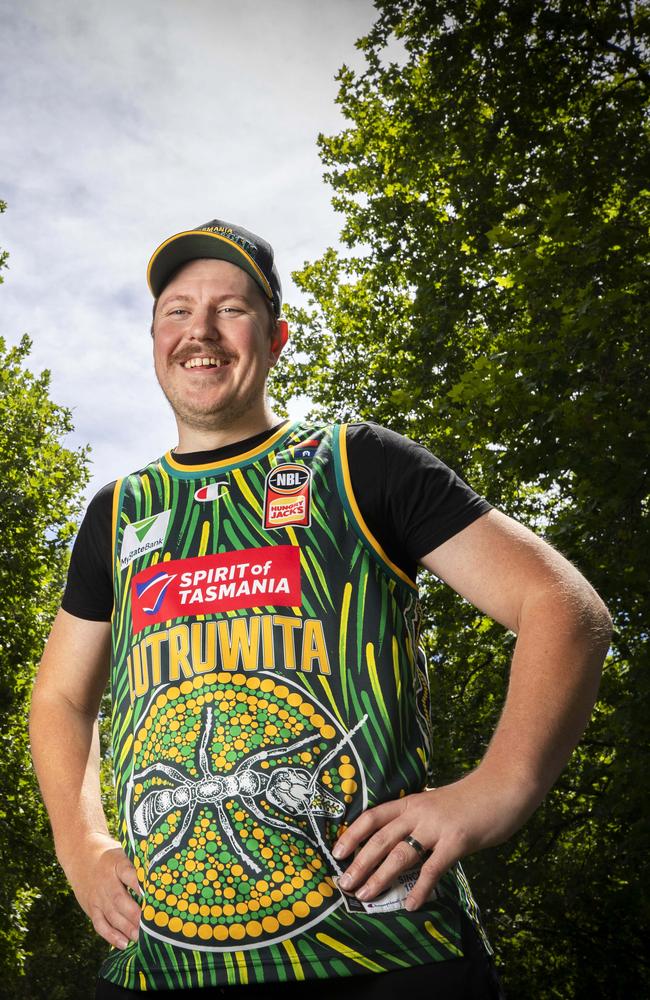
188 306 219 340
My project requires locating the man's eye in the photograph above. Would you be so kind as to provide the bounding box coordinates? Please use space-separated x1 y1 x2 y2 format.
220 306 241 314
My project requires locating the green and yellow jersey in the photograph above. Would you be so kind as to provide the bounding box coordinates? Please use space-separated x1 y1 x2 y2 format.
100 420 488 991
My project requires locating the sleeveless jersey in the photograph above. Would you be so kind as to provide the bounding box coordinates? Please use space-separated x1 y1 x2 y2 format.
100 419 487 991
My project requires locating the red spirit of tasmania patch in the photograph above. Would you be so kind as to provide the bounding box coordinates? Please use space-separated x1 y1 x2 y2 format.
131 546 301 633
264 464 312 529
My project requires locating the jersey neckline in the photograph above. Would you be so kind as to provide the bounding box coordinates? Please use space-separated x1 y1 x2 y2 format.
160 419 296 475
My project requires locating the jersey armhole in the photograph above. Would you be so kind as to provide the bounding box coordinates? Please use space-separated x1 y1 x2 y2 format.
332 424 418 593
110 478 125 624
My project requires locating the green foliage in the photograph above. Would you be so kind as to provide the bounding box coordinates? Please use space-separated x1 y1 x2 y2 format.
274 2 650 996
0 212 105 994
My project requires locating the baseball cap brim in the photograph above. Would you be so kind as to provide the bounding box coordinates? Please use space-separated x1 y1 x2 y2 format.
147 230 275 304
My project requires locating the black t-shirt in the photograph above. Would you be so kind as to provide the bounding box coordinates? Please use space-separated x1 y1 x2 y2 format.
62 422 492 621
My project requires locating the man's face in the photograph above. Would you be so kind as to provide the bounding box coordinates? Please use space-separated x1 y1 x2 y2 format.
152 258 282 435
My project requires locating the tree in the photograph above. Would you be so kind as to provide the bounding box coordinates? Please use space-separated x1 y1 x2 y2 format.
272 2 650 996
0 201 107 997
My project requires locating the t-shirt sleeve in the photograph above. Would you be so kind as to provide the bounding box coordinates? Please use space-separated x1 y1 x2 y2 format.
346 423 493 573
61 481 115 621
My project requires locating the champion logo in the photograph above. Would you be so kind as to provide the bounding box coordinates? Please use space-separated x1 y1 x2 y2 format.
194 481 229 503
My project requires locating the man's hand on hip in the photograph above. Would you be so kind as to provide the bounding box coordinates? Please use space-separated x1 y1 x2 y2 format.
67 835 143 950
331 772 523 911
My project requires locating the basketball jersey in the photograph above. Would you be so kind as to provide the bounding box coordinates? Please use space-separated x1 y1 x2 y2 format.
100 420 486 990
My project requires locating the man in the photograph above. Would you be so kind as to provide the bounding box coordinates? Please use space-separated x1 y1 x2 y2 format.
30 219 611 998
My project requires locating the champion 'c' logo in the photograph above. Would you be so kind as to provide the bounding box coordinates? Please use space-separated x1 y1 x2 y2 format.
194 481 229 503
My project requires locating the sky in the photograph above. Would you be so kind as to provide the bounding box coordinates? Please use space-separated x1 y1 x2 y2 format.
0 0 379 505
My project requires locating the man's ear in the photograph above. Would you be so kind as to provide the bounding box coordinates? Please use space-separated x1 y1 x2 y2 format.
269 319 289 364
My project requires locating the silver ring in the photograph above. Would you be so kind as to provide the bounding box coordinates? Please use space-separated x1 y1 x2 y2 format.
402 834 428 859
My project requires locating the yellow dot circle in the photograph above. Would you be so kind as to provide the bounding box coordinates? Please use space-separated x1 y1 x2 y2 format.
321 725 336 739
292 900 310 918
262 915 279 933
198 924 213 940
278 909 295 926
143 905 156 921
229 923 246 940
182 922 197 938
246 920 263 937
168 917 183 933
213 924 229 941
306 891 323 908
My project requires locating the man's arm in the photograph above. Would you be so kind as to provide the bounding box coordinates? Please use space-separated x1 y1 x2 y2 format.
29 608 142 949
332 509 612 909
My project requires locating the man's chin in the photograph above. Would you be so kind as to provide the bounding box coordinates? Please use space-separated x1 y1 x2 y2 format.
166 399 263 434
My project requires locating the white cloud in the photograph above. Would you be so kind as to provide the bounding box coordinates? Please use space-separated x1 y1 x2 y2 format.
0 0 376 501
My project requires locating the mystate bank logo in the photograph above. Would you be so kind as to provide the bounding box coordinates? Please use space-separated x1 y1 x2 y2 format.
131 545 301 633
120 510 172 569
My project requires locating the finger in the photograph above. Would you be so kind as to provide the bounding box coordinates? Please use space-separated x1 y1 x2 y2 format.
405 840 459 912
116 857 143 897
336 820 410 893
104 888 142 941
90 907 132 951
354 836 426 902
333 800 404 859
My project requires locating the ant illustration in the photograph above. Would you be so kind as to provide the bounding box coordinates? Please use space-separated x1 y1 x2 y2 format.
127 706 367 874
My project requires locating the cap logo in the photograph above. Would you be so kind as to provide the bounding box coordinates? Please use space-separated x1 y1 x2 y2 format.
199 225 257 256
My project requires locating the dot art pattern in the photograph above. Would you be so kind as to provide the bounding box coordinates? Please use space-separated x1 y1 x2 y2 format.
126 671 365 949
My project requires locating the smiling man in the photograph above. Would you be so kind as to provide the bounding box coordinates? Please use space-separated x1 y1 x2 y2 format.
30 219 611 999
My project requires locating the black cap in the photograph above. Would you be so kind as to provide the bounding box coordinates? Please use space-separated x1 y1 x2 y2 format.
147 219 282 316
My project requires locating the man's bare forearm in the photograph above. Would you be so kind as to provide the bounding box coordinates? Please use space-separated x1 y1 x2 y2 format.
29 689 115 875
473 585 612 836
30 609 143 950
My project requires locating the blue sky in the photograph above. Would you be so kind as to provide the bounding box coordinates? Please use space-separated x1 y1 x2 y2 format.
0 0 378 502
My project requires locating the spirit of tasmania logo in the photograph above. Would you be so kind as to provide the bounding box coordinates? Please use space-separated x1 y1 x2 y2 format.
131 546 301 634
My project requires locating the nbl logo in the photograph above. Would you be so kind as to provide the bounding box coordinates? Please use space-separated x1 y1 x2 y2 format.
263 464 312 529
